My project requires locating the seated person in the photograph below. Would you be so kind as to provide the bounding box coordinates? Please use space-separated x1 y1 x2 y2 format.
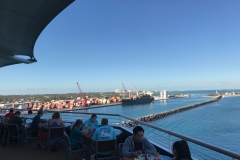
28 109 32 114
5 108 14 118
39 105 48 113
8 111 25 128
8 111 26 144
70 119 90 159
122 126 157 158
92 118 116 159
172 140 192 160
47 111 65 151
39 105 44 111
47 111 65 127
31 110 47 149
84 114 99 129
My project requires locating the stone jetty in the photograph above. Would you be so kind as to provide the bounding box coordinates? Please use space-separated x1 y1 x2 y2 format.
123 96 222 126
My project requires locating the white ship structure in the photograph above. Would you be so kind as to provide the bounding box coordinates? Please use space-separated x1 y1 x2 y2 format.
154 90 169 100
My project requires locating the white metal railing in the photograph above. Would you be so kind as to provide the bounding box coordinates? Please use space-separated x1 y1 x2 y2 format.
1 108 240 160
120 115 240 160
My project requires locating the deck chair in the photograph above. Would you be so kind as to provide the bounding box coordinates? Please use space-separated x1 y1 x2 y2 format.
0 117 9 146
48 126 65 151
64 132 89 160
25 128 40 146
95 139 117 160
7 124 26 146
119 143 124 160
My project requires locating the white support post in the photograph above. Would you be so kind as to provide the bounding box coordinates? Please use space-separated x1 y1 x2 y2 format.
119 116 122 127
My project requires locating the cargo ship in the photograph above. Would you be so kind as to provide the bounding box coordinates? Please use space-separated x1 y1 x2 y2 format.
121 94 154 105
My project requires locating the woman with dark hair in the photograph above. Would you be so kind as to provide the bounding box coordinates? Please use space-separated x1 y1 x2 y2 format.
47 111 65 151
70 119 89 160
48 111 65 127
172 140 192 160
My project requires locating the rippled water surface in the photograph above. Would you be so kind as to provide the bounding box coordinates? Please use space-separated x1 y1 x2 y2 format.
150 96 240 155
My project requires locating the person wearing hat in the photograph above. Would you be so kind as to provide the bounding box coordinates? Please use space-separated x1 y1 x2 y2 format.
5 108 14 118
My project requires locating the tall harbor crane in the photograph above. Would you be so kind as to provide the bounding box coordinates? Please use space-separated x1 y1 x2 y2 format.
132 83 139 96
122 83 131 99
76 82 87 107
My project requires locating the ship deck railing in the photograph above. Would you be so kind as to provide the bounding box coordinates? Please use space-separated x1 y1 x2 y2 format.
1 108 240 160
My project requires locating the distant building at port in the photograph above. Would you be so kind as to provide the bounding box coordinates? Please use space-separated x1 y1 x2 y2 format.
160 90 168 99
115 89 132 93
152 90 169 100
139 90 169 98
115 89 122 93
225 92 236 95
142 91 153 96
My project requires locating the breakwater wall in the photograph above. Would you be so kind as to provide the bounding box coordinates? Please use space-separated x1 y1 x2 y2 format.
123 96 222 126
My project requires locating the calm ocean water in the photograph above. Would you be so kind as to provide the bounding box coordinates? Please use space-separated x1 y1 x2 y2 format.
75 90 240 158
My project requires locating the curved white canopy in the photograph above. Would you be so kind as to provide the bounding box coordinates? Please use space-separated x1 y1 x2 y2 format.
0 0 74 67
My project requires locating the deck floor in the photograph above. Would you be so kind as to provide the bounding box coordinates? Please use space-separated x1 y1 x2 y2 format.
0 138 120 160
0 139 84 160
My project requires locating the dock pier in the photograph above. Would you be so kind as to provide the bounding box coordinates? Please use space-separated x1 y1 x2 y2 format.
123 96 222 125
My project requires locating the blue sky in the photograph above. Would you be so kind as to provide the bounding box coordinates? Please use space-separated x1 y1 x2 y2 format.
1 0 240 95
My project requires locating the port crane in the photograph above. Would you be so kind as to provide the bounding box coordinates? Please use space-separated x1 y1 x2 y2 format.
132 83 138 95
122 83 131 99
76 82 87 107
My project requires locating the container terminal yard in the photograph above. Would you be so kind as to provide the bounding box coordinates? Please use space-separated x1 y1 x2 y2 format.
0 91 190 111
